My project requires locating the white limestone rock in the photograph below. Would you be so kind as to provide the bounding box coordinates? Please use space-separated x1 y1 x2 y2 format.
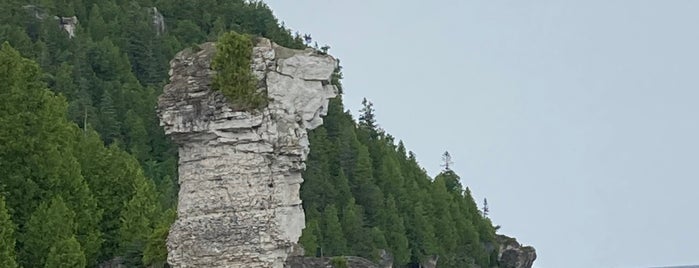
157 38 338 268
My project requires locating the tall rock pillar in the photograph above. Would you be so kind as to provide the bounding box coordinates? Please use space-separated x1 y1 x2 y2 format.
157 38 338 268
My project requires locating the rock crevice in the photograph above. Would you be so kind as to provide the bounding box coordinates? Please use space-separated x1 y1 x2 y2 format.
158 38 337 268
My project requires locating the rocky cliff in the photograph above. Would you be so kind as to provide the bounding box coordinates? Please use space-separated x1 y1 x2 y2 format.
496 235 537 268
157 38 337 268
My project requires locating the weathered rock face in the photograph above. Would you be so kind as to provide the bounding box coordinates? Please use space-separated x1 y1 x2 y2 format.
21 5 78 38
496 235 537 268
57 16 78 38
157 38 337 267
148 7 166 35
284 256 379 268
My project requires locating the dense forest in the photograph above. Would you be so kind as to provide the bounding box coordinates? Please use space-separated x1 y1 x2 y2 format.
0 0 500 267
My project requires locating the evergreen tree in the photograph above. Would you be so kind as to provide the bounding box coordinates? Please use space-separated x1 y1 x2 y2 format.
430 177 458 264
22 197 77 268
358 98 378 136
321 205 346 256
332 168 353 210
124 109 152 162
143 208 176 267
98 89 121 143
379 195 409 264
0 195 18 268
119 175 159 266
341 199 372 258
298 218 321 257
74 130 143 260
301 127 335 208
405 201 438 264
44 236 87 268
88 4 109 41
350 145 383 225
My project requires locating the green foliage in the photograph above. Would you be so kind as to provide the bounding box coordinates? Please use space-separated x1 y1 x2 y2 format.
298 218 321 257
212 31 266 110
330 256 349 268
22 197 77 268
143 208 176 267
119 174 159 266
321 205 347 256
0 43 102 267
0 195 18 268
44 237 87 268
340 199 373 258
301 95 499 267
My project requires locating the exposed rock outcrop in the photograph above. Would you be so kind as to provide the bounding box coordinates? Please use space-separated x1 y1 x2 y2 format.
284 256 379 268
21 5 78 38
148 7 166 35
57 16 78 38
496 235 537 268
157 38 337 267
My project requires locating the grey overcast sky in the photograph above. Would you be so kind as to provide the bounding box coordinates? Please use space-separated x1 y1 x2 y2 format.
263 1 699 267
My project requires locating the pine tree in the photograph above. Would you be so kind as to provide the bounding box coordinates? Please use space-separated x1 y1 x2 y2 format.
350 145 383 225
143 208 176 267
379 196 409 265
119 175 159 266
369 227 388 257
75 131 143 259
405 200 438 264
0 195 18 268
124 109 152 162
298 218 321 257
22 197 78 268
430 177 458 264
321 205 347 256
332 168 353 209
88 4 109 41
441 151 453 171
98 90 121 143
341 199 372 258
301 127 335 208
358 98 378 137
44 236 87 268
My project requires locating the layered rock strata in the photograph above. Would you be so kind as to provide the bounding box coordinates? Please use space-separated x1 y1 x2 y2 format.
157 38 337 268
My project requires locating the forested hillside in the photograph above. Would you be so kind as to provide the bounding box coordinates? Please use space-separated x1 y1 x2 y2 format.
0 1 500 267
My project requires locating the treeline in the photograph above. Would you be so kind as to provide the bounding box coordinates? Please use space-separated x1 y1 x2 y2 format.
298 97 498 267
0 0 499 267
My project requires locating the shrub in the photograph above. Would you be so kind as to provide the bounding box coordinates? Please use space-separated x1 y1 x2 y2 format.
211 31 266 110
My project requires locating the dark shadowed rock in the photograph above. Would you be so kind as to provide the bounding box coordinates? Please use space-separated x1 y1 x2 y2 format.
496 235 537 268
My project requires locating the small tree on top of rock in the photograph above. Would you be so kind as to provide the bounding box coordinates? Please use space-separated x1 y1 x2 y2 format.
211 31 266 111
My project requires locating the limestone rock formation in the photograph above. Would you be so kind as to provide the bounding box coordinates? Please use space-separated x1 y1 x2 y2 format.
284 256 379 268
496 235 537 268
57 16 78 38
148 7 166 35
157 38 337 267
21 5 78 38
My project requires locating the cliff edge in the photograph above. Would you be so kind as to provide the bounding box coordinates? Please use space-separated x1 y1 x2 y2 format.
157 38 337 268
496 235 537 268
